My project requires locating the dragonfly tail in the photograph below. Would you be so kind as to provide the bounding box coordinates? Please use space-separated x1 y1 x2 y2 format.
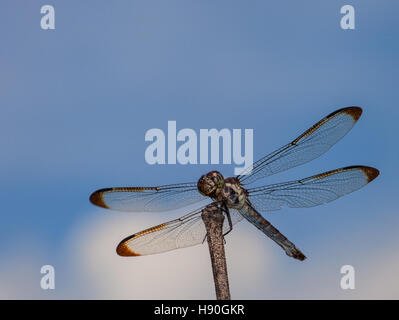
241 203 307 261
281 242 306 261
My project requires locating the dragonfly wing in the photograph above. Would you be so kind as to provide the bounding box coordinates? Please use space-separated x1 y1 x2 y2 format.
90 182 209 212
237 107 362 185
117 205 243 256
247 166 379 212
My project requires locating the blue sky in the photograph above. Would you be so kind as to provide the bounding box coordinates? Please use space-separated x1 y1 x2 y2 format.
0 1 398 299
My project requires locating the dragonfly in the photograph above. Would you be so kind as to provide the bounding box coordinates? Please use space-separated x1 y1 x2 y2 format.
90 107 379 261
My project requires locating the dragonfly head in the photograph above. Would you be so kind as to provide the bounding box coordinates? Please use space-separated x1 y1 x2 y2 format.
197 171 225 198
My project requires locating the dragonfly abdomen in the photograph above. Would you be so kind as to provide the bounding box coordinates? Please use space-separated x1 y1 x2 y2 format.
242 204 306 261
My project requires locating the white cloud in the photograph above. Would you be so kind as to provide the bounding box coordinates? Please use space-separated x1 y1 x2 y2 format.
64 211 273 299
1 209 398 299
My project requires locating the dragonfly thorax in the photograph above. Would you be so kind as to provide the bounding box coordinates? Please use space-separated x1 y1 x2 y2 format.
197 171 225 198
197 172 247 209
220 177 247 209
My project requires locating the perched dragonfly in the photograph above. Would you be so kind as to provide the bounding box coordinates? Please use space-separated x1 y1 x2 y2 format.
90 107 379 261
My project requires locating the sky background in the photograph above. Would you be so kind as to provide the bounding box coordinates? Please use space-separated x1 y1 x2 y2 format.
0 1 398 299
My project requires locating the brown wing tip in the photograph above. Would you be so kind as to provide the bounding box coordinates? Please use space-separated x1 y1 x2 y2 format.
361 166 380 183
343 106 362 121
116 239 141 257
89 189 111 209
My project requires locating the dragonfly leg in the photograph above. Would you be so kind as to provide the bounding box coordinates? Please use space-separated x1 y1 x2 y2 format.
202 203 232 243
202 233 208 244
222 203 233 237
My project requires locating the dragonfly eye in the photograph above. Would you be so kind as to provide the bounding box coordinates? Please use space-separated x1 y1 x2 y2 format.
197 171 224 197
197 175 212 196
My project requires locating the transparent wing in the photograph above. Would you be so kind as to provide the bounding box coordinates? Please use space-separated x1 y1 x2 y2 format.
90 182 209 212
116 205 244 256
237 107 362 185
247 166 379 212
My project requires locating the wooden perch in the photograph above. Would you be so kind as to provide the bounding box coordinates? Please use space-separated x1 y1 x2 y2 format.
201 204 231 300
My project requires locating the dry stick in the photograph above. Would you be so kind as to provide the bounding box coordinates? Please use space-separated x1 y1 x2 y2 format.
201 204 231 300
